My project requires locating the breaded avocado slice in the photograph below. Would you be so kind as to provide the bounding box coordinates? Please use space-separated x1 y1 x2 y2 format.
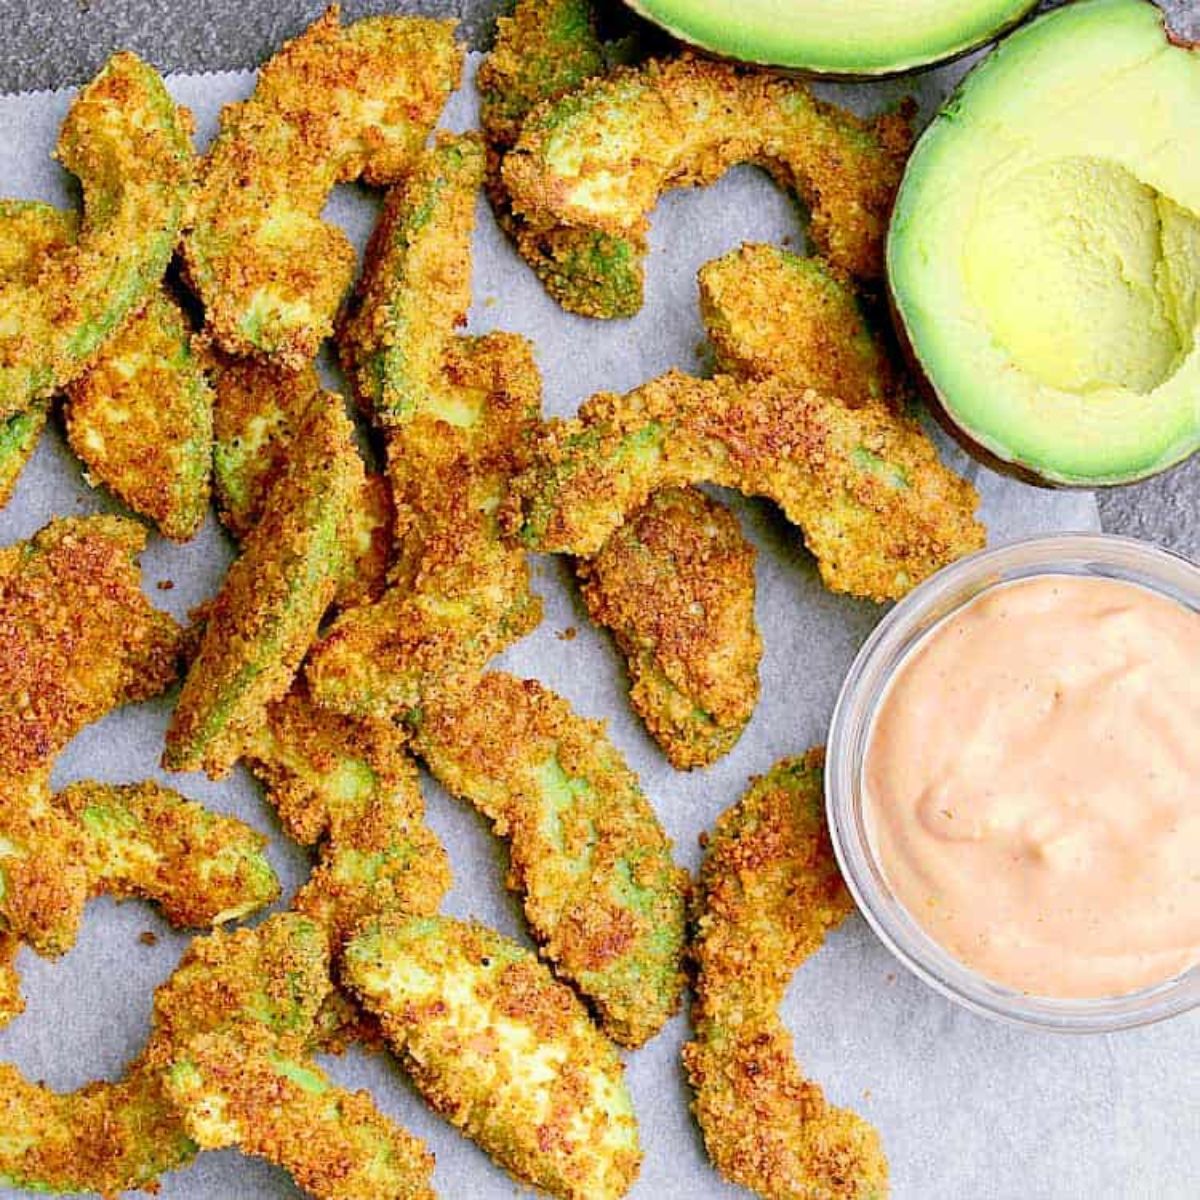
0 202 78 504
0 52 194 418
344 914 643 1200
210 355 392 609
245 682 451 946
503 54 910 291
65 286 214 541
699 242 898 406
683 751 888 1200
507 370 984 603
164 397 364 777
0 515 183 779
166 1025 437 1200
0 913 330 1195
183 8 462 366
478 0 642 318
307 332 543 721
339 132 485 425
889 0 1200 485
410 671 688 1047
57 779 280 927
576 486 762 770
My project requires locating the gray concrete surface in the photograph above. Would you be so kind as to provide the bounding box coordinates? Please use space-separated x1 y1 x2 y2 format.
3 0 1195 558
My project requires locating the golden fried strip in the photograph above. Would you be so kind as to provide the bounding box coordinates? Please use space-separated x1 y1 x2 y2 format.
164 398 364 777
0 202 77 504
346 913 642 1200
245 682 451 947
503 54 911 292
684 751 887 1199
211 354 393 607
508 370 984 602
307 332 543 720
183 7 462 365
410 671 688 1047
65 286 214 541
699 242 899 406
576 486 762 769
479 0 644 318
0 515 182 778
0 53 194 417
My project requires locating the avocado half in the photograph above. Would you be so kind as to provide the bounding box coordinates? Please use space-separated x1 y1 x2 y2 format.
889 0 1200 488
625 0 1040 75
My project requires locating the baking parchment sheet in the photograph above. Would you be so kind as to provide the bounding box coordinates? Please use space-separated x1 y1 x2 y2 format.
0 51 1193 1200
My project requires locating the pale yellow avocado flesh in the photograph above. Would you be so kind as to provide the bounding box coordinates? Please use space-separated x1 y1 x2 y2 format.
628 0 1039 74
888 0 1200 485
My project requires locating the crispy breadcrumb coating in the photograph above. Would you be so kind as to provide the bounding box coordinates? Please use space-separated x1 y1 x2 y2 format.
0 53 194 417
183 6 462 365
577 486 761 769
508 370 984 602
338 132 485 426
164 398 364 776
245 682 450 946
210 356 393 608
0 202 77 504
683 751 887 1199
346 913 642 1200
699 243 899 407
410 671 687 1047
65 286 214 541
0 515 182 778
308 332 543 720
503 54 911 299
166 1025 436 1200
57 779 280 927
479 0 643 318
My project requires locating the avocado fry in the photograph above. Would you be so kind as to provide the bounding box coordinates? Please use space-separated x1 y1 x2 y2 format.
245 681 451 947
0 932 22 1030
576 486 762 770
338 132 484 426
479 0 643 318
699 242 898 407
57 779 280 927
183 7 462 366
409 671 688 1047
211 355 393 608
503 54 911 299
164 397 364 777
308 333 543 720
507 369 985 603
0 202 77 504
0 913 330 1195
0 515 183 780
683 751 888 1200
64 286 214 542
165 1026 437 1200
345 913 642 1200
0 52 195 419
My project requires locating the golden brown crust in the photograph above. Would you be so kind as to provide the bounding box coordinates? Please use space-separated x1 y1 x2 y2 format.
0 515 182 778
577 486 761 769
684 751 888 1199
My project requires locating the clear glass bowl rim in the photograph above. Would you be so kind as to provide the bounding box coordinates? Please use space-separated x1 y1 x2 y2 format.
825 532 1200 1033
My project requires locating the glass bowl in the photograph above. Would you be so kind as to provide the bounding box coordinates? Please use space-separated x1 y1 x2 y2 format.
825 533 1200 1032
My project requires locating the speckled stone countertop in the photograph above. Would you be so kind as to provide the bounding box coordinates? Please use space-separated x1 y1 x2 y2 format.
4 0 1196 559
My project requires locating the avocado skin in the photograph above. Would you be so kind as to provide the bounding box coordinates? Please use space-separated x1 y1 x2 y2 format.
887 0 1200 488
626 0 1040 78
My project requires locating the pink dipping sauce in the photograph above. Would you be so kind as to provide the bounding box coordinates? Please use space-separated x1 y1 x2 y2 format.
862 574 1200 999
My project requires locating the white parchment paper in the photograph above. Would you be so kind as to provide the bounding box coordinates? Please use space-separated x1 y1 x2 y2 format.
0 53 1193 1200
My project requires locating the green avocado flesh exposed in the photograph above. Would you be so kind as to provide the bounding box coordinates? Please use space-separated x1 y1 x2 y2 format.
888 0 1200 486
627 0 1038 74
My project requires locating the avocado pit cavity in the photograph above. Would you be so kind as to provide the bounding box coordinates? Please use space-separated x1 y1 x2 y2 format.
964 156 1199 394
